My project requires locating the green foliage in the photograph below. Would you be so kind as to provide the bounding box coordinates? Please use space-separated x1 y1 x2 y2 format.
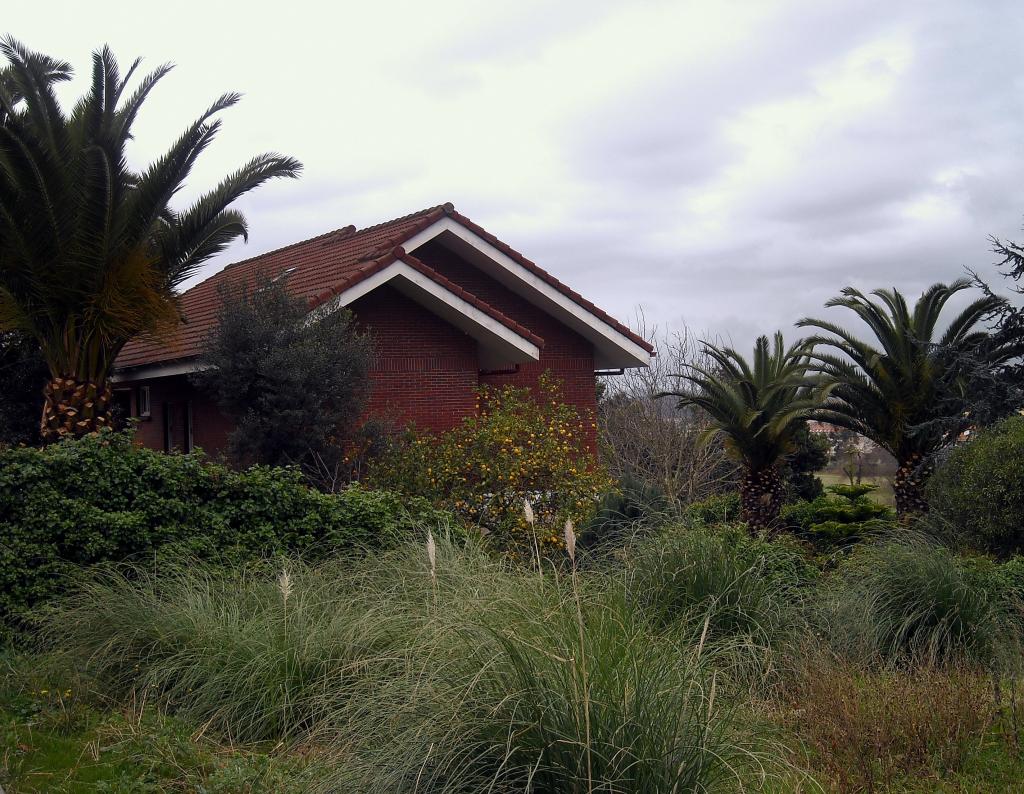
40 541 761 793
781 483 895 546
370 375 611 561
0 331 46 446
928 416 1024 555
193 276 372 477
661 332 827 474
0 39 299 387
0 654 321 791
781 423 830 502
819 534 1024 669
583 473 671 548
683 490 742 524
625 526 816 644
0 430 450 631
799 281 1018 514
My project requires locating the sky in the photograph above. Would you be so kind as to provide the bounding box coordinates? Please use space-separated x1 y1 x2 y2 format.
8 0 1024 350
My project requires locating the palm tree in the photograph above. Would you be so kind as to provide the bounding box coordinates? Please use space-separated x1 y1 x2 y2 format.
0 39 300 441
797 280 1017 516
662 332 828 531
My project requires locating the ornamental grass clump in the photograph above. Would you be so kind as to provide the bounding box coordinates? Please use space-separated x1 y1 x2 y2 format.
38 555 417 742
40 538 780 791
818 533 1024 669
625 526 813 649
328 565 765 793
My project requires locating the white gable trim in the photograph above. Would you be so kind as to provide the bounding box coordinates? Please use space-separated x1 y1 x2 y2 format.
318 260 541 367
111 359 205 382
401 217 651 369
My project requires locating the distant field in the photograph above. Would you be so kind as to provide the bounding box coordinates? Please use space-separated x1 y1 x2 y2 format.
818 471 895 507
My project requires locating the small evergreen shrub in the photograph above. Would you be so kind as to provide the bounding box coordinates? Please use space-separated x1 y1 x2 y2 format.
781 483 894 546
369 375 611 561
928 416 1024 555
0 430 450 631
583 473 670 549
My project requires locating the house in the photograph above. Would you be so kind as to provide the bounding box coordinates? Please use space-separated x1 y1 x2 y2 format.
112 203 654 455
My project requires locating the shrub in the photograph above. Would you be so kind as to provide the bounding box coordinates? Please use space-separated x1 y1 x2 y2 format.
625 526 815 647
819 534 1024 668
0 430 451 631
683 491 742 525
370 374 611 561
781 483 895 546
582 473 671 550
928 416 1024 555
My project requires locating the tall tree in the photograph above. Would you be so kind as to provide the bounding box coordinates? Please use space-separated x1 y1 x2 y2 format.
798 281 1016 516
956 232 1024 424
661 332 827 531
0 39 300 441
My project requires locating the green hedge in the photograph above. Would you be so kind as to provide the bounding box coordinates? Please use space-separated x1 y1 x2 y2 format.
0 431 452 630
928 416 1024 556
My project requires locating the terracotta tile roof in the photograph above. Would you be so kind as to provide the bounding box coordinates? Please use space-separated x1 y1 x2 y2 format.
115 203 651 371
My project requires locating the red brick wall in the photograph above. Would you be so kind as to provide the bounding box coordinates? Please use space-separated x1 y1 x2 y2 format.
350 285 480 433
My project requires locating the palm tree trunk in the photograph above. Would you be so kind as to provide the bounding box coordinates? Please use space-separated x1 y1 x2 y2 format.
39 375 113 442
893 453 933 518
740 466 785 532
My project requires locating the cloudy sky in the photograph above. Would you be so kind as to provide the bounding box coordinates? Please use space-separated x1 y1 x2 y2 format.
9 0 1024 348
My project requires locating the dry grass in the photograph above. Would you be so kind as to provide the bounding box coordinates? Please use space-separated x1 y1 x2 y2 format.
781 654 1000 792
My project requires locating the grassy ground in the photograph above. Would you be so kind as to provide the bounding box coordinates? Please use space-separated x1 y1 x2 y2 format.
0 657 322 793
818 471 895 506
6 654 1024 792
6 533 1024 792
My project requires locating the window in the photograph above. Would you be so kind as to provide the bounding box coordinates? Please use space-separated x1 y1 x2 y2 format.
137 385 151 418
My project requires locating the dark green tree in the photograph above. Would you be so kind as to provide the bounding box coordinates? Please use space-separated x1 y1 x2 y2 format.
0 39 300 441
661 333 828 531
953 232 1024 425
193 276 373 483
798 281 1018 517
0 331 47 445
781 422 830 502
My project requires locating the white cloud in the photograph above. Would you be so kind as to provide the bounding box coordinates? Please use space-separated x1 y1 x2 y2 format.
6 0 1024 352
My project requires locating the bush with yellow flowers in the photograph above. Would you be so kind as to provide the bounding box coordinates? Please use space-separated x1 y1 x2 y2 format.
369 374 612 562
